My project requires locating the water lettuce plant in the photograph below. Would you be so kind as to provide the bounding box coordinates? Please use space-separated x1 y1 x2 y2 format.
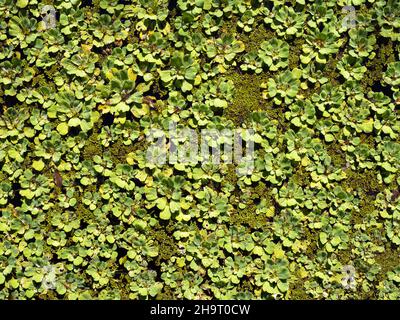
0 0 399 302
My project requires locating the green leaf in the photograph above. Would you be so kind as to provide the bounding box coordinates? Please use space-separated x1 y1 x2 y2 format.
160 206 171 220
169 200 180 213
359 119 374 133
185 66 198 80
331 236 341 246
68 118 81 127
156 197 167 210
24 229 35 240
73 256 83 266
56 283 67 295
203 0 212 10
106 235 115 244
16 0 28 8
192 168 205 180
32 273 43 283
253 246 264 256
291 117 302 127
20 189 35 200
325 133 335 142
326 242 334 252
147 246 158 258
181 80 193 92
149 283 162 297
32 160 45 171
24 127 35 138
80 119 93 132
104 34 114 44
9 278 19 289
277 281 289 292
262 282 277 294
57 122 69 135
24 289 34 298
319 232 328 245
286 198 297 207
381 162 396 173
80 177 91 186
159 70 173 83
214 98 228 108
8 149 24 162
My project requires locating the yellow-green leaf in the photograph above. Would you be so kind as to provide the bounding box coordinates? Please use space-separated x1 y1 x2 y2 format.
16 0 28 8
32 160 45 171
57 122 69 135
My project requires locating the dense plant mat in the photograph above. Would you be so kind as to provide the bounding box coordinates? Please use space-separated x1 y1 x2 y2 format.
1 0 400 300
